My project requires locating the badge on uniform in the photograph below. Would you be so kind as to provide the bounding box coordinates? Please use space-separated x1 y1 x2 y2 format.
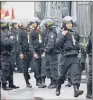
51 35 54 39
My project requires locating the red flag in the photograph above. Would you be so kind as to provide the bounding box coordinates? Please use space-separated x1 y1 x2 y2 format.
5 10 9 17
11 8 15 20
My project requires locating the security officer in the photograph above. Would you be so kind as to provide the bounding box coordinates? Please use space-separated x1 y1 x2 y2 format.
65 18 78 87
8 20 19 89
1 19 19 90
55 16 83 97
18 20 32 88
40 19 60 89
10 19 19 72
29 17 46 88
86 30 92 99
17 21 24 73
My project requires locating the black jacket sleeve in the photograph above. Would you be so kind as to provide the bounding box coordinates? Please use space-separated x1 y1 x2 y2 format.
29 30 35 54
86 32 92 55
75 31 80 42
55 34 65 49
44 32 56 53
18 30 23 54
1 31 14 47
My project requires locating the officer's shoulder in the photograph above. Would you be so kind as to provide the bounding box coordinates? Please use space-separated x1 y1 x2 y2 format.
30 28 34 33
19 29 24 34
72 30 79 35
30 29 36 36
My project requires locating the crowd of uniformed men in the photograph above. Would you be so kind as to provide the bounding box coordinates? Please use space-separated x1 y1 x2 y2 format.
0 16 92 99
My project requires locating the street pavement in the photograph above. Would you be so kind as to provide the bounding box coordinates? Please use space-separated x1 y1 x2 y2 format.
4 73 88 100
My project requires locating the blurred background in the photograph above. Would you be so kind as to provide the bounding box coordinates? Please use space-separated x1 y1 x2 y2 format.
1 1 92 37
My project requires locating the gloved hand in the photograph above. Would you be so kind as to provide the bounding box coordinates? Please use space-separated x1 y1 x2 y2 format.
33 53 38 59
62 30 68 36
20 54 24 60
41 52 45 58
10 36 15 40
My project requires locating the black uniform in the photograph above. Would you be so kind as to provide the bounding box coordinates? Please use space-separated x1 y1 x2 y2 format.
0 57 1 87
86 31 92 98
56 29 82 88
29 28 46 86
9 28 19 71
18 28 31 85
1 29 15 89
79 38 87 71
44 27 60 87
17 28 23 72
65 26 79 87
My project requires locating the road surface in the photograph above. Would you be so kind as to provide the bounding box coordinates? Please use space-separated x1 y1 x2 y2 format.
4 73 88 100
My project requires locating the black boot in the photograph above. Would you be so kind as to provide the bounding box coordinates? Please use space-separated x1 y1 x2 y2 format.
65 78 72 87
56 85 61 96
9 78 19 89
48 78 56 89
26 83 32 88
86 83 92 99
48 84 56 89
36 79 41 87
38 78 47 88
48 81 52 88
86 94 92 99
2 83 13 90
48 79 56 89
26 80 32 88
2 86 13 90
74 85 84 97
9 84 19 89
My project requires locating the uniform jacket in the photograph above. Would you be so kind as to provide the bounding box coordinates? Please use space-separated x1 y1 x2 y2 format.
29 28 44 54
1 29 15 55
9 28 18 52
18 28 29 54
87 31 92 56
44 27 60 54
56 29 80 56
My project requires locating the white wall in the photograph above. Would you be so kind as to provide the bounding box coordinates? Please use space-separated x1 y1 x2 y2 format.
2 2 35 19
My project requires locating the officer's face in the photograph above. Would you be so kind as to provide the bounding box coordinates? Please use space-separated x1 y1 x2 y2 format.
32 23 37 28
40 26 46 34
36 26 40 31
14 24 18 29
23 24 28 29
66 22 73 29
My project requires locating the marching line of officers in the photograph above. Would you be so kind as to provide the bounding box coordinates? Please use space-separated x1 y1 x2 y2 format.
0 16 92 99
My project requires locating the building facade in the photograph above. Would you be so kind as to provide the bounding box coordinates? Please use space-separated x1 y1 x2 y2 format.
34 1 92 36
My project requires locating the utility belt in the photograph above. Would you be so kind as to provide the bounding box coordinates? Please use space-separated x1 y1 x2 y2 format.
22 47 29 52
1 50 11 56
61 49 79 56
1 53 10 57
